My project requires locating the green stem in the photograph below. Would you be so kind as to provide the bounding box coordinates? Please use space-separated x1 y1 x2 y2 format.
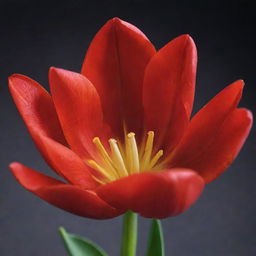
121 211 138 256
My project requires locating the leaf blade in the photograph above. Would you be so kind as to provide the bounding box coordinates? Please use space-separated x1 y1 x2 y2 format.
59 227 109 256
146 219 165 256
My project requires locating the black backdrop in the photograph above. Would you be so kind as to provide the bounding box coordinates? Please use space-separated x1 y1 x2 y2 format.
0 0 255 255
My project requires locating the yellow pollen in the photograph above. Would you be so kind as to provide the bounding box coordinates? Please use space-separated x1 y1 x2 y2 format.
87 131 164 183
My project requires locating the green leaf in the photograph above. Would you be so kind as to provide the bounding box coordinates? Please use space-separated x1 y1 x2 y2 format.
59 227 109 256
146 219 165 256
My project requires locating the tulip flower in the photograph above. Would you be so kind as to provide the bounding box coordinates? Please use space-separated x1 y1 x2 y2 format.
9 18 252 222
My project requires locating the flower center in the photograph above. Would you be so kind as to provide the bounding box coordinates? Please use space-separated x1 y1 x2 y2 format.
86 131 164 184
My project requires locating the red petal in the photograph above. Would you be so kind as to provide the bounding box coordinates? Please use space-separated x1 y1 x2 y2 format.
171 80 244 154
170 108 252 183
161 99 189 154
9 74 98 187
82 18 156 139
143 35 197 152
96 169 204 219
49 67 109 159
168 80 246 181
10 162 122 219
31 133 99 189
8 74 66 144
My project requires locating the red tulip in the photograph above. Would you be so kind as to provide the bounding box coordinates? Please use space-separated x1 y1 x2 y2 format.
9 18 252 219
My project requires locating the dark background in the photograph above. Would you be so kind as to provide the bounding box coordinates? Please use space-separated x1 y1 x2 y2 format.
0 0 255 255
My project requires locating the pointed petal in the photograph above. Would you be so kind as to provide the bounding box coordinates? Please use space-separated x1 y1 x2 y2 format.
8 74 66 144
170 108 252 183
184 80 244 146
82 18 156 138
143 35 197 151
169 80 246 182
10 163 122 219
8 74 98 186
96 169 204 219
49 67 109 159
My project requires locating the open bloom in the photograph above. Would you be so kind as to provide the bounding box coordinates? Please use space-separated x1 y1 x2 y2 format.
9 18 252 219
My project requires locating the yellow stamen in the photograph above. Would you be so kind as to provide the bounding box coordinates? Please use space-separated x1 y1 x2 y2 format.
148 150 164 169
86 131 164 184
92 176 106 185
109 139 129 177
93 137 119 178
86 160 115 182
140 131 154 171
126 133 140 173
125 134 133 172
